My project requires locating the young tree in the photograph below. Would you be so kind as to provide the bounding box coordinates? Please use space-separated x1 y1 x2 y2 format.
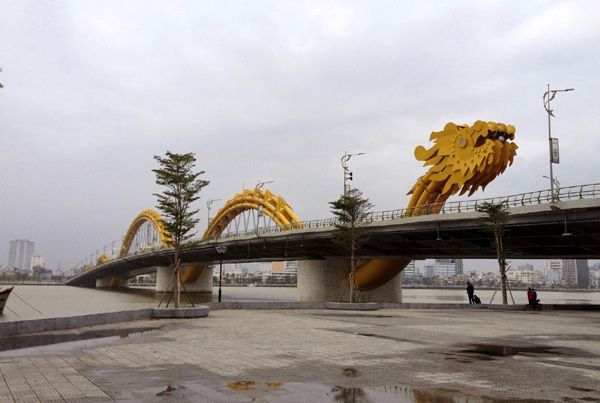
329 188 373 303
153 151 209 308
475 201 511 304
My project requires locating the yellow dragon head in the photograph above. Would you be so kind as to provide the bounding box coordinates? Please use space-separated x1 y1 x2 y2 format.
406 120 517 214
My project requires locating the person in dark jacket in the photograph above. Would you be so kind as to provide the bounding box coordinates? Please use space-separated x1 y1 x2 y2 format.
467 281 475 304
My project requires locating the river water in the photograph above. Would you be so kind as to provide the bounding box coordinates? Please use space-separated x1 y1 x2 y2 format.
1 285 599 322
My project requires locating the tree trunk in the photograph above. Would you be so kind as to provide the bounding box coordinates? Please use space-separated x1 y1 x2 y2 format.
349 238 356 303
496 233 508 304
174 249 181 308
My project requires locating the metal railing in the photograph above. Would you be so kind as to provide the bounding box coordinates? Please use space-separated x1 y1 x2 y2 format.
73 182 600 273
217 182 600 239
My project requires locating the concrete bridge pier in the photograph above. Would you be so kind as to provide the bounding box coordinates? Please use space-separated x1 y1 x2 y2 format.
298 257 403 303
156 264 213 295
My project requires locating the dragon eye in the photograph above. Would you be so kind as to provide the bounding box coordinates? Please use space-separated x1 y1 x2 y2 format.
498 135 505 142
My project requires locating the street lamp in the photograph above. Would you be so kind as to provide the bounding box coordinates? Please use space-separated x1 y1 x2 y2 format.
341 151 365 195
543 84 574 202
215 244 227 302
542 175 560 202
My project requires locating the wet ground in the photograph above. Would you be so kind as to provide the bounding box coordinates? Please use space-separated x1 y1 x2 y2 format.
1 309 599 402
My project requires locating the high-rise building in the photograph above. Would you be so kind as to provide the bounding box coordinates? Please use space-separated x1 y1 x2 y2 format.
424 259 459 277
562 259 577 286
576 260 590 289
7 239 35 271
402 261 417 279
544 259 563 282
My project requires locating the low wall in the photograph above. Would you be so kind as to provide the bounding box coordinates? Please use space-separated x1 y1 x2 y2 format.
2 303 597 337
0 306 210 337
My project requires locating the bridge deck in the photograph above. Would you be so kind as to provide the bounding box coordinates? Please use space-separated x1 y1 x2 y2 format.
68 199 600 286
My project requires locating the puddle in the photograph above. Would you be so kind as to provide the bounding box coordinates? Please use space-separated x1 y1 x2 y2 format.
311 313 395 319
0 326 157 354
459 344 563 358
222 381 549 402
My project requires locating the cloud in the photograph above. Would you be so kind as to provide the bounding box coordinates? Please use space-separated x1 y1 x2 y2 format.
1 0 599 269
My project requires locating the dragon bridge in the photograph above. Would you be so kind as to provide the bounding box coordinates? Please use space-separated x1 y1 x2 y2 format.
110 120 517 293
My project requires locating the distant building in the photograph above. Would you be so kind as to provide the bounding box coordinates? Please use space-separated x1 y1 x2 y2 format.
562 259 577 286
402 261 417 279
518 264 534 272
544 259 563 283
31 255 46 269
507 264 541 285
590 269 600 289
284 261 298 274
423 259 462 278
229 263 248 275
271 261 285 273
7 239 35 271
40 269 53 280
576 260 590 289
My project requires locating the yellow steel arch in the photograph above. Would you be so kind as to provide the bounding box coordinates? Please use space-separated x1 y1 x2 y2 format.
203 187 302 239
179 188 302 284
119 209 171 258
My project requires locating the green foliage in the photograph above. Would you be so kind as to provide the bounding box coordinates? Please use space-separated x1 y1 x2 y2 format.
475 201 510 237
329 188 373 253
153 151 209 247
329 188 373 302
153 151 209 308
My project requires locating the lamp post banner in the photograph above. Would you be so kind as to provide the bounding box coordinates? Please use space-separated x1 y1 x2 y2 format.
551 137 560 164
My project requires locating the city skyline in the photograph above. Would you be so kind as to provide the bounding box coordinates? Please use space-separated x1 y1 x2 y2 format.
2 1 600 269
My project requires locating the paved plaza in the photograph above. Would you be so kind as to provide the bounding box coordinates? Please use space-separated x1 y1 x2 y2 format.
0 308 599 402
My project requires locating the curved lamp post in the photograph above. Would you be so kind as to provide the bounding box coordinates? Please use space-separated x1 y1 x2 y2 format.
215 244 227 302
543 85 574 202
341 151 365 195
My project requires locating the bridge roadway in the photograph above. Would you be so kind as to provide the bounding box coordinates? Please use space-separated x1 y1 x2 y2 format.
67 199 600 287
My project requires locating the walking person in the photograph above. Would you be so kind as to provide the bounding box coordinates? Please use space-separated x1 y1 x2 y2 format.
466 281 475 304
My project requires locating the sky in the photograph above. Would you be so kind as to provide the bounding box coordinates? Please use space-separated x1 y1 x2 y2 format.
1 0 599 273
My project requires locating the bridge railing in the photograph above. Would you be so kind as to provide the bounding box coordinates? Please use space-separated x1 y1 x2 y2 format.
218 182 600 239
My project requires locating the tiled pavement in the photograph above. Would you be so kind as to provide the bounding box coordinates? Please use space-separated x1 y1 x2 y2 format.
1 308 599 401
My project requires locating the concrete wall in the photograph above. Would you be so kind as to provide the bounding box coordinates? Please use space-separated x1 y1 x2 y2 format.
298 257 402 303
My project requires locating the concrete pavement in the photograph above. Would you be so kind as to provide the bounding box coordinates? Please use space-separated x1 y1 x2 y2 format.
0 308 599 402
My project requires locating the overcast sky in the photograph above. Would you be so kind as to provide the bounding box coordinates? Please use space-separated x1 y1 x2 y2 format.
1 0 599 272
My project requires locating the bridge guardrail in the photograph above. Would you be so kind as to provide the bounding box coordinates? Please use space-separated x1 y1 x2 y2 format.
217 183 600 239
72 182 600 273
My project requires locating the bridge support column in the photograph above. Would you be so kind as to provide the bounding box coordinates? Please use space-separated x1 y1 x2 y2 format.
156 265 213 294
298 257 402 303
